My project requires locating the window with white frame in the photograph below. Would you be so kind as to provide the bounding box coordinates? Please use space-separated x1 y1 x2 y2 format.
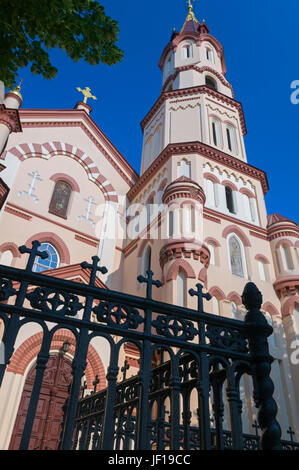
226 124 237 154
142 245 152 276
32 243 60 273
181 204 195 236
206 47 214 63
258 260 266 281
228 234 246 278
212 296 220 315
206 76 217 91
225 186 236 214
241 193 253 221
182 44 193 59
211 118 222 148
231 301 238 319
169 210 174 237
207 243 216 266
144 137 152 168
205 178 218 207
155 127 162 157
282 244 293 270
177 270 187 307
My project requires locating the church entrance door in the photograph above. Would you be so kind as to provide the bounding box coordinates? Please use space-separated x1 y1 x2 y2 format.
9 353 72 450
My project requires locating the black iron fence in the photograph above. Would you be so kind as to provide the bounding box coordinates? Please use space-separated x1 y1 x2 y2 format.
0 240 290 450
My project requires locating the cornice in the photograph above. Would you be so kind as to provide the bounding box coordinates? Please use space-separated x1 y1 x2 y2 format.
140 85 246 135
273 276 299 299
162 65 234 97
127 141 269 201
0 104 22 134
19 109 139 186
204 207 268 236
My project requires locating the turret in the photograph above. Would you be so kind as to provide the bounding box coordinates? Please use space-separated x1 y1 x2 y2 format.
0 83 22 156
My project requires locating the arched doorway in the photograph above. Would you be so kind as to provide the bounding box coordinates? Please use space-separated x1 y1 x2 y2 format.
9 353 72 450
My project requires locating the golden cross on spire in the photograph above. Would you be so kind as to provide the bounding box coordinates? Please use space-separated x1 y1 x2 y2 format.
76 86 97 104
186 0 197 21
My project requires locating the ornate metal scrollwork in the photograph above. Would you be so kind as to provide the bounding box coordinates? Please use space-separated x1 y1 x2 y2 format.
93 302 144 330
152 316 198 341
26 287 83 317
0 278 16 301
205 324 248 353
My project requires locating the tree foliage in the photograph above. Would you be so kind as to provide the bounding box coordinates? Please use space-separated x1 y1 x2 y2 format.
0 0 124 88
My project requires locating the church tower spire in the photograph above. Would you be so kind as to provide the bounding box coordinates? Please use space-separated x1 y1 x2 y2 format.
180 0 199 33
140 3 247 174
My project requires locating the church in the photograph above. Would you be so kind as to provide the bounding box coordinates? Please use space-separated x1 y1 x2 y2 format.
0 2 298 450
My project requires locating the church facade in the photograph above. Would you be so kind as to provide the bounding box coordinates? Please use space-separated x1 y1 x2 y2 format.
0 4 298 449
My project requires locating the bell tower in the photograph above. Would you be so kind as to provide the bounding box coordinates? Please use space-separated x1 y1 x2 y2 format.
140 1 247 175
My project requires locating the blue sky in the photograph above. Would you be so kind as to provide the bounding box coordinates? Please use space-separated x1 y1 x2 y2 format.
14 0 299 223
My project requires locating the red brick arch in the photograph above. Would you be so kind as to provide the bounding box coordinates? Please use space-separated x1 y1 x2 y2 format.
0 242 21 258
222 225 251 247
25 232 71 264
1 141 118 203
166 259 196 281
7 329 106 390
208 286 226 301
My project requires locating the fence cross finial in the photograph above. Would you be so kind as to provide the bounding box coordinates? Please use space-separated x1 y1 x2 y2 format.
287 426 295 443
189 283 211 313
18 240 48 272
252 419 260 438
137 270 162 299
121 360 130 381
81 256 108 286
92 375 100 394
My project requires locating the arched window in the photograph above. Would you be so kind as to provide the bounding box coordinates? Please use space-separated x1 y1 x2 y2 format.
181 205 195 236
231 301 238 319
205 76 217 91
49 181 72 219
205 178 219 207
164 55 172 75
182 44 193 59
212 296 220 315
211 118 222 148
225 186 236 214
265 312 276 347
169 210 174 237
144 137 152 167
177 159 191 178
206 48 214 63
258 260 266 281
228 235 246 278
282 244 293 270
207 243 216 266
32 243 60 273
226 125 237 154
155 127 162 157
241 193 252 221
142 245 152 276
0 250 13 267
177 270 187 307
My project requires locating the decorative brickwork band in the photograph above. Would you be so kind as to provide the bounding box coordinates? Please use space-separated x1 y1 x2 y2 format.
1 141 118 203
242 282 282 450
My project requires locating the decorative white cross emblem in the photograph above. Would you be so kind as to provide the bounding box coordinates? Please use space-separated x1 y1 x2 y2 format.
18 171 42 203
77 196 97 227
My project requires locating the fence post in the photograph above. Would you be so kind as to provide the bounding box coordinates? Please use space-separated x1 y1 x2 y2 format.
242 282 282 450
